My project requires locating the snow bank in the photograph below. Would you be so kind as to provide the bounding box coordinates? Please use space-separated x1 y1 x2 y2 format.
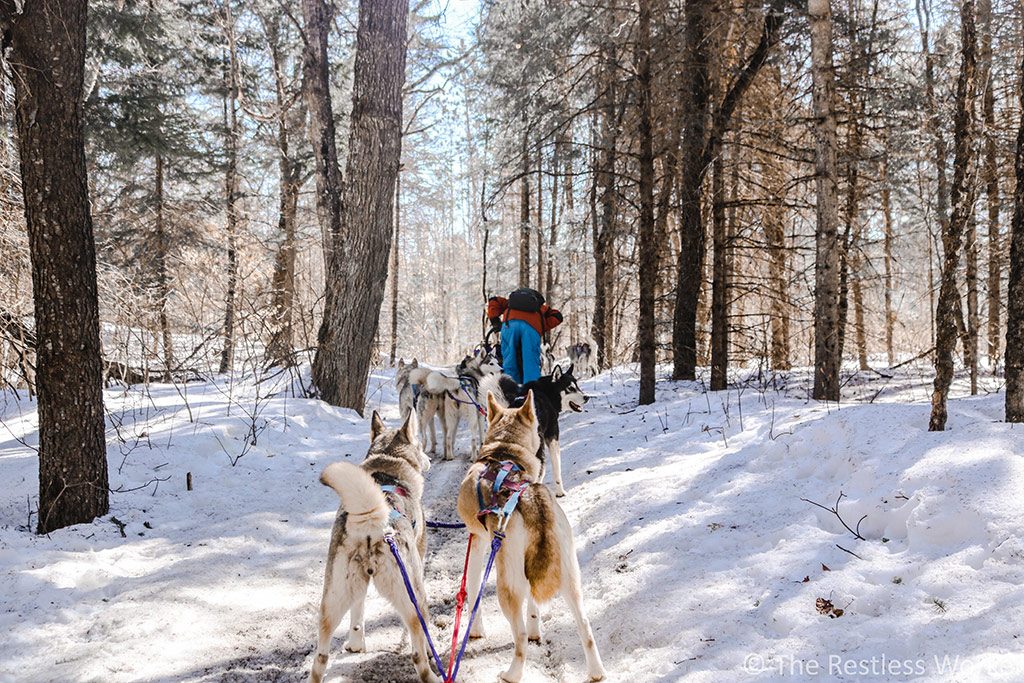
0 365 1021 681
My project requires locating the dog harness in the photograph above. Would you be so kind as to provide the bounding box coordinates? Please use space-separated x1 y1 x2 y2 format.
373 473 414 528
446 374 487 417
475 459 531 530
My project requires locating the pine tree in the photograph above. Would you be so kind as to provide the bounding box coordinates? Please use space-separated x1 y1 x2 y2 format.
809 0 842 402
1 0 109 533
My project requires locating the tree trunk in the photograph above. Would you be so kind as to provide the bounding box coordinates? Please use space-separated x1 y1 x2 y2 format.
1 0 109 534
265 17 303 369
536 137 544 294
979 0 1000 367
710 152 728 390
762 64 790 371
154 154 174 379
918 0 951 252
219 2 241 375
303 0 344 271
1004 50 1024 422
519 124 531 287
843 125 869 371
671 0 711 381
310 0 408 412
389 172 400 365
592 51 619 371
966 210 980 394
545 138 560 302
882 146 896 366
672 0 787 380
637 0 657 405
930 0 977 431
809 0 842 401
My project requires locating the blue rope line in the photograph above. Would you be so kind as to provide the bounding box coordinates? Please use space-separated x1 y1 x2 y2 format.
383 534 446 677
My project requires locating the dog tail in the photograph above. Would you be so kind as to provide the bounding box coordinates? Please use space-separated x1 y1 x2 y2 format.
408 367 431 387
426 371 460 395
320 462 389 534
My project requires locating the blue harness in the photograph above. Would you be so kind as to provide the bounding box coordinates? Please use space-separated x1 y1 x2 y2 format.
475 460 530 530
380 484 414 528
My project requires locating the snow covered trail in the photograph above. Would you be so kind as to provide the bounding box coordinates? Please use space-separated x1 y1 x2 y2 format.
2 363 1024 682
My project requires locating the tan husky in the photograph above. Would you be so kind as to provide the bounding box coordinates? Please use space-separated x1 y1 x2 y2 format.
455 391 606 682
310 411 440 683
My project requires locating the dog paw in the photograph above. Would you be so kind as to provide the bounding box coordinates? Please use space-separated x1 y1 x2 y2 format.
498 670 522 683
554 487 566 498
343 639 365 653
527 635 541 644
469 625 487 639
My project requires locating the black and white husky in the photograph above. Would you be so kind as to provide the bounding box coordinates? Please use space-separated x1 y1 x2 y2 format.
423 353 502 460
478 364 588 496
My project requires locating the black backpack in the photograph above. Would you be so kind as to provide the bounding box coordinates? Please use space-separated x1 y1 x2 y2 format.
507 287 544 313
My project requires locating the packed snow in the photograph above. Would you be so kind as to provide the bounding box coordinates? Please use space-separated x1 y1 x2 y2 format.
1 364 1022 682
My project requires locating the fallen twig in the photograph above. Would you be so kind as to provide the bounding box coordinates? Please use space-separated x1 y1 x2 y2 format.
801 491 867 540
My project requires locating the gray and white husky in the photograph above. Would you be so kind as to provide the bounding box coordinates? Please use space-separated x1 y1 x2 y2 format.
396 358 446 455
395 358 420 421
310 411 440 683
423 353 502 460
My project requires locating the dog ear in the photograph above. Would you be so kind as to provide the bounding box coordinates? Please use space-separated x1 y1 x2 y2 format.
398 358 405 370
370 411 387 441
566 362 575 377
518 390 537 426
412 358 418 367
486 391 503 425
399 409 418 444
552 364 562 380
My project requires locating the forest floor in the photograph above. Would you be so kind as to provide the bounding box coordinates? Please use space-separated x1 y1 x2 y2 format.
1 361 1022 682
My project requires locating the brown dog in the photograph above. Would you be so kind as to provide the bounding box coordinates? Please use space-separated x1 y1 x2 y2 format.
456 391 606 682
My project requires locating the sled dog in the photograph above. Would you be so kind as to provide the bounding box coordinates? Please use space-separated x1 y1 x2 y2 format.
455 392 606 683
568 342 594 377
310 411 439 683
424 353 502 460
477 363 588 496
395 358 420 421
399 360 445 455
540 341 556 376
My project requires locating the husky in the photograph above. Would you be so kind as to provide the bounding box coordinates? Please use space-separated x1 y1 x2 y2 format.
540 341 556 376
399 361 445 455
478 363 588 497
395 358 420 421
568 342 594 378
310 411 440 683
424 352 502 461
455 392 606 683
